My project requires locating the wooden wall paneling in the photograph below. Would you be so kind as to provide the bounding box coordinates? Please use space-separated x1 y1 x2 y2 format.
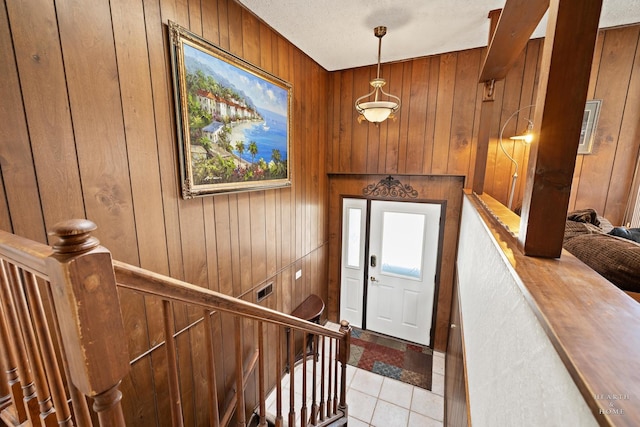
351 66 371 173
569 32 605 211
228 196 243 296
365 65 381 174
149 341 172 426
188 0 203 35
607 32 640 223
204 200 220 292
227 0 243 56
492 49 527 206
575 26 639 220
56 0 139 261
303 57 312 255
147 0 185 283
180 200 208 323
406 59 430 175
385 62 404 173
310 65 320 250
397 62 413 174
338 70 354 172
259 23 273 72
328 71 339 171
422 58 440 174
510 40 542 209
0 180 10 232
237 193 253 294
176 331 195 426
7 0 85 234
214 195 233 295
202 0 220 44
190 321 209 426
216 0 230 50
250 192 267 284
111 0 169 347
447 50 482 176
293 51 304 259
481 78 506 196
265 191 277 277
433 53 457 174
0 1 46 242
241 8 260 65
121 358 159 426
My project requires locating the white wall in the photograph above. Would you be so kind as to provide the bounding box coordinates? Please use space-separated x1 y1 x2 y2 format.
456 196 597 426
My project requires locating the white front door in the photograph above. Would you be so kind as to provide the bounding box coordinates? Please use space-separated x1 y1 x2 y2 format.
366 200 441 346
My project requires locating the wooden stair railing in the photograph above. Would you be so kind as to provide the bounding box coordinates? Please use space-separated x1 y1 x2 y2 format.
0 219 351 427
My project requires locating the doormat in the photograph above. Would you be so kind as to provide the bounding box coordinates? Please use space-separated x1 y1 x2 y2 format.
348 327 432 390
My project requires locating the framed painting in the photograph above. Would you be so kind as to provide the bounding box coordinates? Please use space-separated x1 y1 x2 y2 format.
168 21 292 198
577 100 601 155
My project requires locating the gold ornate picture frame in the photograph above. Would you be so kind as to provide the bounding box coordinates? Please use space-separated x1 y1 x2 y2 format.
169 21 292 198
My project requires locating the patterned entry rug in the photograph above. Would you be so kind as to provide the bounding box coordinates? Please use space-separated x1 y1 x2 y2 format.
348 327 432 390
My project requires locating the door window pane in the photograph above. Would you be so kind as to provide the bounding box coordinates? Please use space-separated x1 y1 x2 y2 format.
346 207 362 268
380 212 425 279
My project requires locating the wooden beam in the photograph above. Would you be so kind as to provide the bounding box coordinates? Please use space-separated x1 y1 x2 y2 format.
519 0 603 258
479 0 549 82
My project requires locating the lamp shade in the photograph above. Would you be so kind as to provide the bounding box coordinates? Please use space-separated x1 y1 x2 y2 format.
359 101 398 123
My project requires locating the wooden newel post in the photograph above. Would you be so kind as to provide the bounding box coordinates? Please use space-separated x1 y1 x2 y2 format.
338 320 351 417
46 219 130 426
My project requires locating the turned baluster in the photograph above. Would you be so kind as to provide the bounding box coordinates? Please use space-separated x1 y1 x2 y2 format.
332 337 338 416
257 321 267 427
0 260 35 423
288 329 296 427
338 320 351 417
326 338 333 417
0 335 9 408
310 334 319 426
275 327 283 427
301 332 307 427
46 219 129 426
24 271 73 426
318 335 325 422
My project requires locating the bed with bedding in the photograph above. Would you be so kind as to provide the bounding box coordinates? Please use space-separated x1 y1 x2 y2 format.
563 209 640 299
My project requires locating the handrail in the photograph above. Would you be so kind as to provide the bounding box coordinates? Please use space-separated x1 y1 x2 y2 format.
0 230 52 278
113 260 344 340
1 221 350 427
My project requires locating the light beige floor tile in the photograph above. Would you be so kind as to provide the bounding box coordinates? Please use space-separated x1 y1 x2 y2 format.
408 411 443 427
378 377 414 409
347 388 378 424
348 416 370 427
411 387 444 421
350 368 384 397
371 399 410 427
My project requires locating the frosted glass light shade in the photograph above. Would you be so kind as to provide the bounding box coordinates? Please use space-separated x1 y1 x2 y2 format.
359 101 398 123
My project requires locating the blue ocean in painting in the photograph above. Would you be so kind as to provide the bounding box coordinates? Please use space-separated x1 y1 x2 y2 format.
237 109 287 164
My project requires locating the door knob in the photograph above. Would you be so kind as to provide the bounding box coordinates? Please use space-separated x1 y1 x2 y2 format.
370 276 378 283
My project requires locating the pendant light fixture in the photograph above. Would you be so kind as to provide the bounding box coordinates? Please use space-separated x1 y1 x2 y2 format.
355 26 401 124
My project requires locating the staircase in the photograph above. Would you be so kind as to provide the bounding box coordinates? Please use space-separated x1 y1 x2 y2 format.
0 219 351 426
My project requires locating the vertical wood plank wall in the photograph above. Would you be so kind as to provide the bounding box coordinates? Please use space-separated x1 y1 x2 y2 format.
0 0 328 424
328 25 640 226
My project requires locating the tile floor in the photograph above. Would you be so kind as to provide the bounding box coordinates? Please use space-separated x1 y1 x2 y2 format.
265 323 445 427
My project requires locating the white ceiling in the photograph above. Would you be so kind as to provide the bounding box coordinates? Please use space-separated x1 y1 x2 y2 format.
237 0 640 72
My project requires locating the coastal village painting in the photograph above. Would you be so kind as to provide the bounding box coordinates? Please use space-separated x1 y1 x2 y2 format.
170 22 291 197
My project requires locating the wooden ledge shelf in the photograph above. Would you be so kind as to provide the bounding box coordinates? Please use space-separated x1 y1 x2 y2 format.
470 192 640 426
